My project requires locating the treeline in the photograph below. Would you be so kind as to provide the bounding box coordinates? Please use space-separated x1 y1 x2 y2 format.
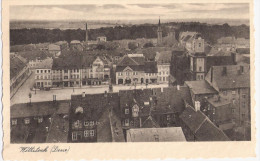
10 22 249 45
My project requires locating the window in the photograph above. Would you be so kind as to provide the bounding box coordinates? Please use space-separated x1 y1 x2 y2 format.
64 70 68 73
37 70 39 73
48 70 51 73
232 91 236 95
72 132 77 141
242 114 245 119
232 98 236 104
45 70 47 73
84 121 89 126
84 130 89 137
41 70 43 73
167 115 171 121
125 108 129 114
242 102 246 108
64 76 68 79
232 108 235 114
199 67 202 72
12 119 17 125
24 118 30 124
125 119 129 126
242 94 246 98
38 117 43 123
90 121 94 126
90 130 95 136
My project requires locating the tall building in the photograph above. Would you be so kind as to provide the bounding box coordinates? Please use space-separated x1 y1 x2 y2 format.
157 18 163 46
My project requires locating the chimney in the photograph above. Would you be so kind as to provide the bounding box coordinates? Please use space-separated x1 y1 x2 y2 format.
195 101 201 111
222 66 227 76
177 85 180 90
139 117 142 128
82 92 85 97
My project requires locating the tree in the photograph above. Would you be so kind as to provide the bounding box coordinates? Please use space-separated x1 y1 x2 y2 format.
143 42 154 48
128 42 138 51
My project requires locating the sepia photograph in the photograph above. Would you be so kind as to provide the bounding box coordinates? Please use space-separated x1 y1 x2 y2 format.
8 2 252 144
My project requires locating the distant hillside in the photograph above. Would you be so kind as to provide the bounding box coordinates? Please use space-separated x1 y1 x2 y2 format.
10 22 249 45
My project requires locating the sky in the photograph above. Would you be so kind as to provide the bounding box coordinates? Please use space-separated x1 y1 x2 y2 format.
10 3 250 21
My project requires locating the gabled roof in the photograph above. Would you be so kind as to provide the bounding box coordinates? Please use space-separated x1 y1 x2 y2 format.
155 51 172 64
152 86 193 114
142 116 160 128
70 92 120 121
206 54 236 72
116 55 145 72
210 65 250 89
179 105 230 141
10 56 27 80
195 120 230 141
126 127 186 142
96 107 125 142
179 105 207 133
11 100 70 118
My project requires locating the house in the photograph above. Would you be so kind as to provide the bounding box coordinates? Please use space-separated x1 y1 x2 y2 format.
205 65 250 127
10 54 31 98
119 86 193 131
70 40 84 51
204 96 233 130
69 92 122 142
179 104 230 141
126 127 186 142
35 58 53 89
144 61 158 84
48 44 61 57
115 54 146 85
184 80 218 105
52 54 111 87
10 100 70 143
155 51 171 84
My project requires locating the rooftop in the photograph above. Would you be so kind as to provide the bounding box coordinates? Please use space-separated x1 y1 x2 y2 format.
36 58 53 69
210 65 250 89
126 127 186 142
11 100 70 118
207 96 231 107
185 80 218 95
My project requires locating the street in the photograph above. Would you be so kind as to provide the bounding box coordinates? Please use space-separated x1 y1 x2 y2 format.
10 75 168 105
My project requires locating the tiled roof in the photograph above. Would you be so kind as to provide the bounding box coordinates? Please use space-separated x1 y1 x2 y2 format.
152 86 193 114
48 44 61 51
180 105 230 141
142 116 160 128
207 96 231 107
15 50 52 61
185 80 218 95
195 119 230 141
116 55 146 72
155 51 172 64
11 100 70 118
45 114 69 143
144 61 157 73
126 127 186 142
236 48 250 54
119 89 152 117
36 58 53 69
210 65 250 89
206 54 236 72
10 56 27 80
179 105 207 132
70 92 120 121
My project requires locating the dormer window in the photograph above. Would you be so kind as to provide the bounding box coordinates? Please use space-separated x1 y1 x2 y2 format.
125 108 129 114
24 118 30 125
12 119 17 125
75 106 83 114
132 104 139 117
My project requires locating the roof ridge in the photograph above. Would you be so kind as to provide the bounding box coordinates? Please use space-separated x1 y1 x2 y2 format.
194 117 207 134
128 56 140 65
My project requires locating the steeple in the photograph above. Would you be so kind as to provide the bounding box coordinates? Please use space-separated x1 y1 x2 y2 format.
157 17 163 46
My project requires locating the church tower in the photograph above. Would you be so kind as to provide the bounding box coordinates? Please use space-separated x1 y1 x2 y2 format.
157 18 163 46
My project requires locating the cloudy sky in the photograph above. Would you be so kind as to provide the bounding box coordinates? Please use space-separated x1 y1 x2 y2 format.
10 3 249 21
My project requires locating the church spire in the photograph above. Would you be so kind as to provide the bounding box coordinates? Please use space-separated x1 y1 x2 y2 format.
159 16 161 26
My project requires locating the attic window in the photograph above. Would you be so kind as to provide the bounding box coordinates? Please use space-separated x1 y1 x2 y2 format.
75 106 84 114
144 102 150 106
